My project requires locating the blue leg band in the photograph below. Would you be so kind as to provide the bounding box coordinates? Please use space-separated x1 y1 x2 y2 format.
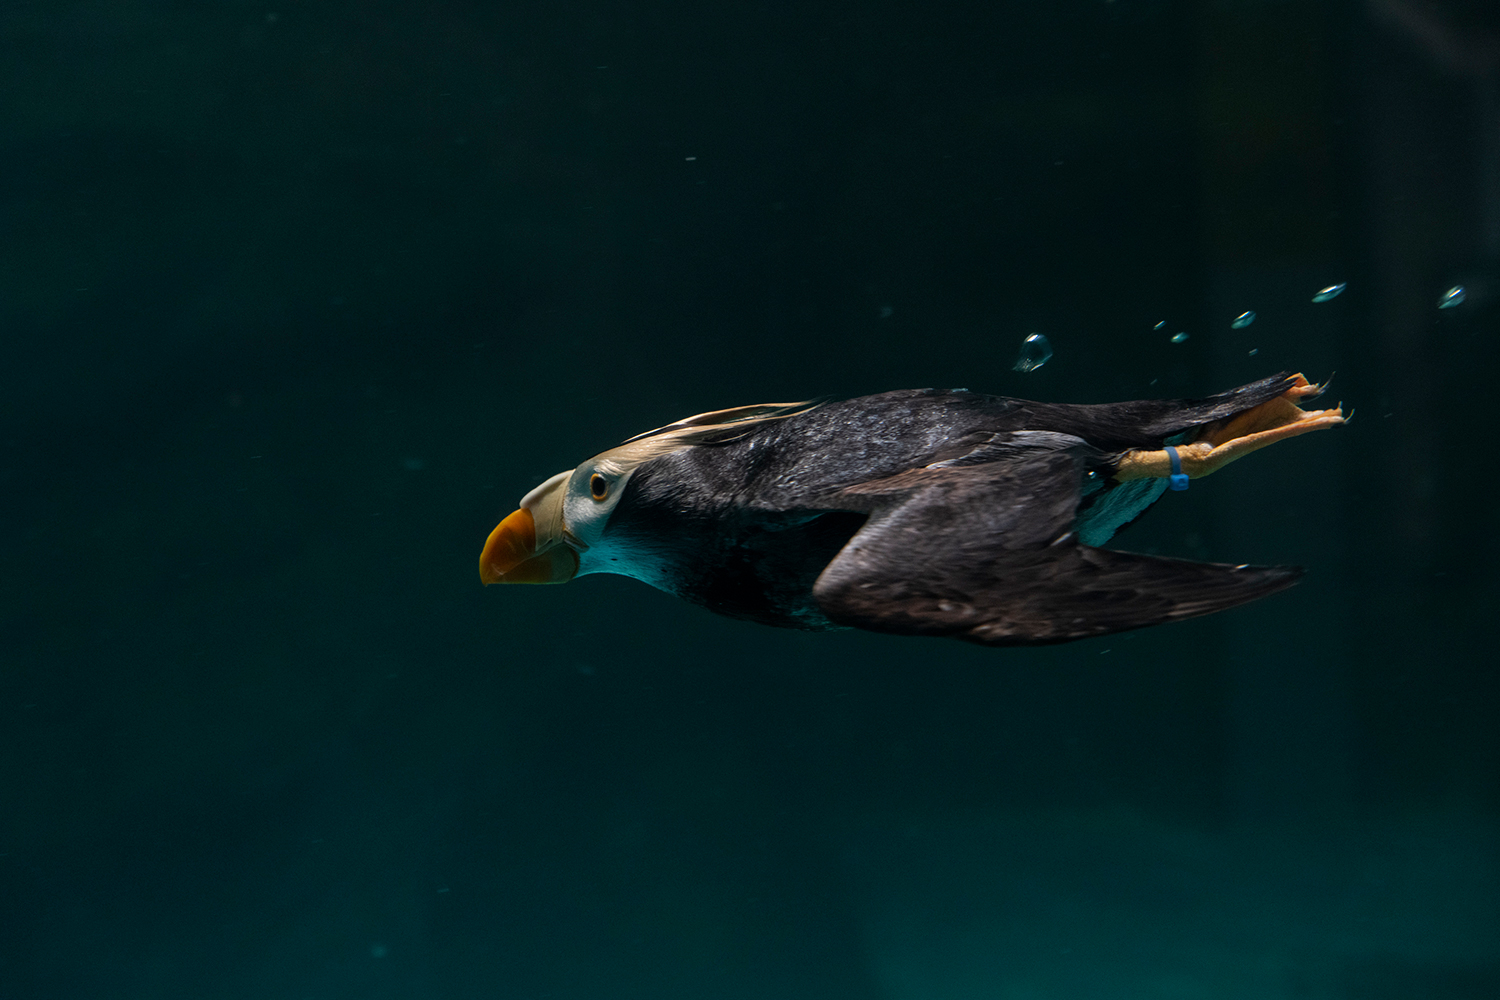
1166 446 1189 491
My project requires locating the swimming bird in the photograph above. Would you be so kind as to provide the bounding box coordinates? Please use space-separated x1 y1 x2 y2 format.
480 372 1343 646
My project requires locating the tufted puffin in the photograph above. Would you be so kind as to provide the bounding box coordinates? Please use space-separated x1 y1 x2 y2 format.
480 372 1344 646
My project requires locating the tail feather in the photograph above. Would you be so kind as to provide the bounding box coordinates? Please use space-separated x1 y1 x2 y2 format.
1136 372 1309 440
1018 372 1307 451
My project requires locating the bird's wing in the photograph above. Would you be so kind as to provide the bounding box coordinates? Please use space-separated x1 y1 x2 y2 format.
811 432 1301 646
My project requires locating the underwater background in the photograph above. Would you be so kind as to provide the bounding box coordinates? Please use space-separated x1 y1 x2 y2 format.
3 1 1498 997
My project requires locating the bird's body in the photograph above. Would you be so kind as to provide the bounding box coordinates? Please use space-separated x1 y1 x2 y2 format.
599 389 1186 631
482 372 1344 646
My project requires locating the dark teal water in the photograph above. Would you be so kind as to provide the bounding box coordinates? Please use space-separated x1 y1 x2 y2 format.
3 2 1497 997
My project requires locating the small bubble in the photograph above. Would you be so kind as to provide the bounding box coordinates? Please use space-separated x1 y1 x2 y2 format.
1170 332 1189 344
1438 285 1466 309
1012 333 1052 372
1312 283 1346 303
1231 310 1256 329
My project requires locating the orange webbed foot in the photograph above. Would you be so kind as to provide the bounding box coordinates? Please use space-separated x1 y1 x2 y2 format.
1115 374 1345 483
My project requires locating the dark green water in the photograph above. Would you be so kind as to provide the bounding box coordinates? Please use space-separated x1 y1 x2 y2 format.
3 2 1497 997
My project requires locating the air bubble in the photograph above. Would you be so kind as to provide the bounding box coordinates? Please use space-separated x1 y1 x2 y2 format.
1012 333 1052 373
1438 285 1466 309
1231 311 1256 329
1312 283 1346 303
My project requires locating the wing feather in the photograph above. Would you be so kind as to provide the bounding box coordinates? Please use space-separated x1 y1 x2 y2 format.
811 441 1301 646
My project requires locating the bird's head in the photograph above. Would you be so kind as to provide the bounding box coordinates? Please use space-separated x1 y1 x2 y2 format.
479 399 818 587
477 453 639 586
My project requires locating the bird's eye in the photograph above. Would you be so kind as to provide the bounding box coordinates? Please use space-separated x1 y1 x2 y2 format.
589 473 609 500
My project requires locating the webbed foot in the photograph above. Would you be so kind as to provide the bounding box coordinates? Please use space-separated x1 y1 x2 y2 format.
1116 375 1345 482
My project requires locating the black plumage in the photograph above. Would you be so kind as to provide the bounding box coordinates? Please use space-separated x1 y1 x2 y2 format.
482 372 1344 646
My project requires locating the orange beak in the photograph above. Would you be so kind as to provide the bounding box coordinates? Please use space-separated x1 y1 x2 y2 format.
479 507 579 585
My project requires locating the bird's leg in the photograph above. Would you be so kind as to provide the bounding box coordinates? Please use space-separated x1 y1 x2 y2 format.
1114 375 1345 483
